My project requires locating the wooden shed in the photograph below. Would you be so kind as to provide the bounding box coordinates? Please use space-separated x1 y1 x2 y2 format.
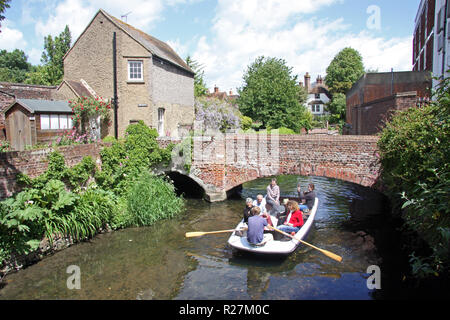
3 99 73 151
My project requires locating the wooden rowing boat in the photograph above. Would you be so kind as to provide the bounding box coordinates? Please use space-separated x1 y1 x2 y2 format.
227 197 319 255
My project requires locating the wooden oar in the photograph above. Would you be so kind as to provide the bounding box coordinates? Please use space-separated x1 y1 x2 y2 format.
267 226 343 262
185 228 247 238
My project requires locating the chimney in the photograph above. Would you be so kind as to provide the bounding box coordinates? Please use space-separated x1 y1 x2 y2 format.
299 81 304 87
214 86 219 93
316 75 323 85
304 73 311 92
229 89 233 95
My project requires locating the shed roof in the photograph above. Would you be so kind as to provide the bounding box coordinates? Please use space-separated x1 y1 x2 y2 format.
3 99 71 114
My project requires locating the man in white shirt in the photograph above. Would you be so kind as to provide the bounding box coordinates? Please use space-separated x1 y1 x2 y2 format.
253 194 266 214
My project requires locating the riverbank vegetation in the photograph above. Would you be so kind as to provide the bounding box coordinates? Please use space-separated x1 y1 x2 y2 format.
378 76 450 280
0 121 184 270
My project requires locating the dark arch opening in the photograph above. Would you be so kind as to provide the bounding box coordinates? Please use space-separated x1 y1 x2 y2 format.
166 172 205 199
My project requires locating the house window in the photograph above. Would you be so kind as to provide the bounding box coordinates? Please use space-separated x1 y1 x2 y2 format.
40 114 71 130
312 105 321 113
158 108 165 136
128 60 143 81
41 115 50 130
315 93 320 99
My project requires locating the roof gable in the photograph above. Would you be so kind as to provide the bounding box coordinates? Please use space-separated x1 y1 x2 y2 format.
64 9 193 75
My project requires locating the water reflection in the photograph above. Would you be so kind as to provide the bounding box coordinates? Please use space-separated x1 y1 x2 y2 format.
0 175 392 300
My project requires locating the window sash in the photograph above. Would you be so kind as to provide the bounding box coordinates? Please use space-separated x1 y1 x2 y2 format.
128 61 143 80
40 114 71 130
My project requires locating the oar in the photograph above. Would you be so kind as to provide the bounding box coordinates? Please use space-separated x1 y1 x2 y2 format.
267 226 343 262
185 228 247 238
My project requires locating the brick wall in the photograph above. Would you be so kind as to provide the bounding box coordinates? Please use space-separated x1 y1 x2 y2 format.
0 143 103 199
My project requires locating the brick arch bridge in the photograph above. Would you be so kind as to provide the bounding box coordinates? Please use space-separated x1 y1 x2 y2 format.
160 134 381 202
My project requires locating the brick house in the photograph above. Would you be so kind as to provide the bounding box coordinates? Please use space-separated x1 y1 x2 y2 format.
54 9 195 138
345 71 431 135
413 0 450 88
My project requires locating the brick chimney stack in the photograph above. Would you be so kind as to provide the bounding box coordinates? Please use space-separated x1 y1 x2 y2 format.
304 73 311 92
316 75 323 85
214 86 219 93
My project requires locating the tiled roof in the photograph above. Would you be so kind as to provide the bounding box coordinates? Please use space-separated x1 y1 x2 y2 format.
65 80 94 98
101 10 193 74
3 99 71 114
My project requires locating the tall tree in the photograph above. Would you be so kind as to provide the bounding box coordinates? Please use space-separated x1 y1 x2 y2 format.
0 49 32 83
26 25 72 85
186 55 208 97
0 0 10 33
326 92 347 124
325 47 365 95
237 56 309 132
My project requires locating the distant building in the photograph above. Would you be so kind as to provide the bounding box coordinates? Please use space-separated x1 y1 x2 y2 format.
413 0 450 87
300 73 331 117
207 86 239 101
345 71 431 135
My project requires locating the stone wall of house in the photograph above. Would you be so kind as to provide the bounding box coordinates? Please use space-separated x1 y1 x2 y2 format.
61 10 194 139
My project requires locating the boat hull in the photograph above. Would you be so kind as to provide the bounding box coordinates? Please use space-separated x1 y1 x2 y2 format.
227 198 319 256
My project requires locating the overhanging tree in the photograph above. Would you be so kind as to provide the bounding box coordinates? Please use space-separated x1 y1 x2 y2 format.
0 49 32 83
237 56 309 132
0 0 10 33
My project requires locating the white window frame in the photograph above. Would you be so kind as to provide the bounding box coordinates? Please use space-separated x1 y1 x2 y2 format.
40 114 50 130
128 60 143 81
158 108 165 136
40 114 71 130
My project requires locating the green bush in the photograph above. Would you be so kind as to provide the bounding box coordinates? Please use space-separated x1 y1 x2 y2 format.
127 171 184 227
378 76 450 278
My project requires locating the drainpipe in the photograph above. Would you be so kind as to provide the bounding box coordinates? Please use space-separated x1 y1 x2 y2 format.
113 32 119 139
442 0 448 80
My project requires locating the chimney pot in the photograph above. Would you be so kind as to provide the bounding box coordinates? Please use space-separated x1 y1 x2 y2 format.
304 73 311 92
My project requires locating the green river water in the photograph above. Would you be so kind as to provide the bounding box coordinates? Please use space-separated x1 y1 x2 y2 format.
0 175 407 300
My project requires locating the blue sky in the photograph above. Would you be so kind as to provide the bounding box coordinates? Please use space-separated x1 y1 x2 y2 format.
1 0 421 91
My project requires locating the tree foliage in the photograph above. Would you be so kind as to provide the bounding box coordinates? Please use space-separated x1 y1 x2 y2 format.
326 92 347 124
378 76 450 278
186 55 208 97
0 49 32 83
237 56 309 132
0 0 10 32
325 47 365 95
25 25 72 85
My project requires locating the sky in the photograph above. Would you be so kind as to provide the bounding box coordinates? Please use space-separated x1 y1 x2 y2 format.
0 0 421 92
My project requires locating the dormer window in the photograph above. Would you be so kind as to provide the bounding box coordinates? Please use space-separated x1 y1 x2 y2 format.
128 60 143 81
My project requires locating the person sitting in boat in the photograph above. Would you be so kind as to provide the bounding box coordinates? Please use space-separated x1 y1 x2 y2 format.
253 194 267 214
278 200 304 234
266 178 280 206
297 183 316 213
247 206 273 246
243 197 254 224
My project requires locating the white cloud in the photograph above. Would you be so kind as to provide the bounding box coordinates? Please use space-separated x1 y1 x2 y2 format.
0 22 28 51
190 0 413 92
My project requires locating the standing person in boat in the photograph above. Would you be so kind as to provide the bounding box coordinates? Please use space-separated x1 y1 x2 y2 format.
243 197 254 224
266 178 280 206
297 183 316 212
247 206 273 246
253 194 267 214
278 201 304 234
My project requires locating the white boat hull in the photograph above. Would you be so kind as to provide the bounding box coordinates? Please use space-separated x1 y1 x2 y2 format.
227 198 319 255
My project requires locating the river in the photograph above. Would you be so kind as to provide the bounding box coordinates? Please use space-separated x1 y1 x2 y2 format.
0 175 404 300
